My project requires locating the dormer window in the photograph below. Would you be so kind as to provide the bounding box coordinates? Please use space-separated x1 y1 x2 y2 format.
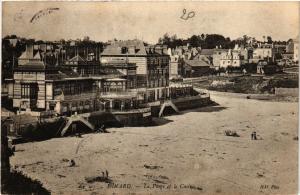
121 47 128 54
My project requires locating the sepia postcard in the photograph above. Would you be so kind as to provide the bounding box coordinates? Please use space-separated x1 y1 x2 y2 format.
1 1 299 194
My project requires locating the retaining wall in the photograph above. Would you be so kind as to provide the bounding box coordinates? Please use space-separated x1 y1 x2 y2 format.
173 96 211 111
114 113 152 127
150 95 212 116
275 88 299 97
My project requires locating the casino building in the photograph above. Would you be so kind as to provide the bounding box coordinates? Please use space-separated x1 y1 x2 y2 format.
6 44 145 117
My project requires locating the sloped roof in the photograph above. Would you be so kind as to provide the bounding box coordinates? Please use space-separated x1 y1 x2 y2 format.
33 51 42 60
184 59 210 67
45 69 80 80
200 49 214 56
101 39 147 56
68 54 86 62
18 51 28 59
17 50 45 70
194 55 211 64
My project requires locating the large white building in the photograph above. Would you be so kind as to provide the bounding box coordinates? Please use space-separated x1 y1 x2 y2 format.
253 43 274 61
220 49 241 68
218 44 249 68
100 40 170 102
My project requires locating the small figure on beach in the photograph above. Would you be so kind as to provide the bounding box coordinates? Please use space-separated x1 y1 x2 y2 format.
69 159 76 167
251 131 257 140
96 124 108 133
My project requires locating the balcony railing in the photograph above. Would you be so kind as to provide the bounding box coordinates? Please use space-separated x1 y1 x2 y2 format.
56 90 139 102
59 91 97 101
99 91 138 99
111 107 151 114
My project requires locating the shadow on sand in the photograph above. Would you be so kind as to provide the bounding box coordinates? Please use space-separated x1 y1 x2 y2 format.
149 117 174 126
179 101 227 114
1 170 50 194
149 100 226 127
189 105 227 113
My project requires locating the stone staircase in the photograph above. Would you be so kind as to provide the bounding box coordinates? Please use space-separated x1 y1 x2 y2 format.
158 100 179 117
60 115 95 136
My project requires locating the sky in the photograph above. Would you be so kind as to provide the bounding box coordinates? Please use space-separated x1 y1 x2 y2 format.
2 1 299 44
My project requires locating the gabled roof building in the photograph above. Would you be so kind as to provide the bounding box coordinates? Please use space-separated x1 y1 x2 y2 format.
101 40 170 102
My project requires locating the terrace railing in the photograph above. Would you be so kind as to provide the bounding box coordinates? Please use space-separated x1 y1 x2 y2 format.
111 107 151 114
62 92 97 101
99 91 138 99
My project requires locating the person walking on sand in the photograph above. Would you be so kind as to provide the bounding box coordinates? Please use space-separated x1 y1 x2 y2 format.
251 131 257 140
253 131 257 140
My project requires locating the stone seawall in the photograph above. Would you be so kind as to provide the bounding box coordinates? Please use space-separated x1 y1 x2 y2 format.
275 88 299 97
114 113 152 127
173 96 212 111
112 107 152 127
150 95 212 117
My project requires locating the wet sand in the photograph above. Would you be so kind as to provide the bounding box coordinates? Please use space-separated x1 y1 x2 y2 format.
11 92 298 194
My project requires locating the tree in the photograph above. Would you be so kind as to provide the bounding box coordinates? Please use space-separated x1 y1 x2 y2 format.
36 40 44 44
161 33 171 46
157 33 184 48
189 35 201 47
158 37 163 44
204 34 228 49
83 36 90 42
3 35 17 39
60 39 66 45
267 36 273 44
200 33 205 40
170 34 177 42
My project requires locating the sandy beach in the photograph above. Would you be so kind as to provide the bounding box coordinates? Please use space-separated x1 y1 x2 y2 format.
10 92 298 194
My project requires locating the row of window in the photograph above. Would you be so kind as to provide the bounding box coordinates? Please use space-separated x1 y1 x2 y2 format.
149 68 169 75
222 56 240 60
222 60 239 65
21 84 38 99
148 57 169 65
148 78 168 88
53 83 93 96
103 86 124 93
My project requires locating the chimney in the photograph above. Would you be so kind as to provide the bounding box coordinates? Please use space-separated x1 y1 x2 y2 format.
160 47 163 54
26 44 34 58
162 45 168 54
154 46 163 54
150 47 154 54
128 46 135 54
